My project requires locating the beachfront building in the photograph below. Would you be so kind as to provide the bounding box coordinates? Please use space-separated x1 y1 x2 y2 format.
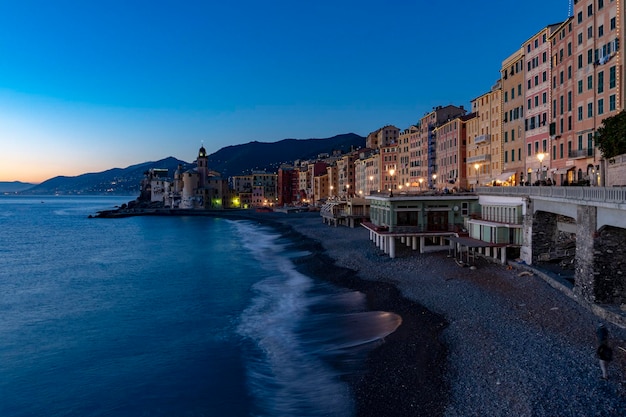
549 17 576 185
337 153 357 198
524 23 562 185
570 0 622 185
501 47 526 186
277 166 299 206
231 172 278 207
413 105 467 190
366 125 399 149
363 194 480 258
467 84 501 188
381 142 398 195
434 114 474 191
397 125 416 191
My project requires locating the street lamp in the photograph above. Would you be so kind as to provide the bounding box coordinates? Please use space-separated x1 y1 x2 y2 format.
330 185 334 197
537 152 545 183
389 168 395 197
418 178 424 191
346 184 350 198
474 163 480 189
369 175 374 194
432 173 437 189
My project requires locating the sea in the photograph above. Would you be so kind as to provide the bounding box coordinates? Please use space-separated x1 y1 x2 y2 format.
0 195 401 417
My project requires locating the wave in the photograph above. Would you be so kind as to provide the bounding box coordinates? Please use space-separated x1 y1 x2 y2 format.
234 221 401 417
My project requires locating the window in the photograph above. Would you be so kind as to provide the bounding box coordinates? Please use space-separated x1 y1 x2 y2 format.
528 99 532 110
518 84 522 96
598 98 604 115
587 102 593 118
511 129 515 142
588 4 593 16
578 54 583 69
511 88 515 99
528 143 532 156
504 91 508 102
543 92 547 104
610 65 616 88
535 96 539 107
611 17 616 30
587 75 593 90
567 42 572 56
560 95 564 115
587 49 593 64
504 131 508 143
560 71 564 84
504 151 508 163
560 143 564 159
578 80 583 93
567 91 572 111
535 75 539 86
588 26 593 39
543 71 547 82
542 52 547 63
599 25 604 37
567 66 572 79
578 135 583 150
568 116 572 131
610 94 616 111
598 71 604 93
578 11 582 23
578 106 583 120
528 79 532 89
578 32 583 45
599 0 604 9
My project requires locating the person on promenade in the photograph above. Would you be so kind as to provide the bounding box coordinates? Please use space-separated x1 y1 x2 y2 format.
596 323 613 380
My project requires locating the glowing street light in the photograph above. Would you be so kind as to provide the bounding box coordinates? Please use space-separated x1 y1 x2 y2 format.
474 163 480 189
537 152 545 183
432 173 437 189
418 177 424 191
389 168 396 197
369 175 374 194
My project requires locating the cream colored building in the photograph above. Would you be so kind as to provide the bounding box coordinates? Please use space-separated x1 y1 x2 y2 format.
501 47 526 185
467 83 501 187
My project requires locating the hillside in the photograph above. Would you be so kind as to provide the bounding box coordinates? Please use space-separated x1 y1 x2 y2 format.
18 133 366 195
22 157 190 195
207 133 365 176
0 181 36 193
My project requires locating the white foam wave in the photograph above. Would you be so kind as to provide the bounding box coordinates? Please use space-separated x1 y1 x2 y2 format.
234 221 355 416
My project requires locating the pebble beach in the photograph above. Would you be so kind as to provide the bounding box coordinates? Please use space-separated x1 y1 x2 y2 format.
249 210 626 417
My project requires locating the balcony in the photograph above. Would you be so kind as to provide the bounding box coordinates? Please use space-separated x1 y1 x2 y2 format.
467 154 491 163
474 134 491 145
568 148 594 159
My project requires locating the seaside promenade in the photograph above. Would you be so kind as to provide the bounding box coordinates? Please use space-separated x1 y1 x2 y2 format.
262 210 626 417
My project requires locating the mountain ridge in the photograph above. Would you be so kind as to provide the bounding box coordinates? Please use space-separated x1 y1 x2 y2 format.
17 133 366 195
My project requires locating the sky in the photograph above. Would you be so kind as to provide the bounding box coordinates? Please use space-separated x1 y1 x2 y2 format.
0 0 571 183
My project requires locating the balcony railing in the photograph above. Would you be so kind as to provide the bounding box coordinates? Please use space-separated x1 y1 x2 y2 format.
476 186 626 204
467 154 491 163
568 148 594 159
474 134 491 145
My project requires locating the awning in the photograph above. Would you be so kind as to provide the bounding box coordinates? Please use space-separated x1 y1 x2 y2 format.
494 171 516 182
552 168 569 174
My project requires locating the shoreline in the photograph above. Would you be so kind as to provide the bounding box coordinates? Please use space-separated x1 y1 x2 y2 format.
96 207 626 415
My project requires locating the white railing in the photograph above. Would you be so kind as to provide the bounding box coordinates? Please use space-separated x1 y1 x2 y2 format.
476 186 626 204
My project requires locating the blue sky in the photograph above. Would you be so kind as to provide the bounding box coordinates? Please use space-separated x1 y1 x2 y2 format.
0 0 570 182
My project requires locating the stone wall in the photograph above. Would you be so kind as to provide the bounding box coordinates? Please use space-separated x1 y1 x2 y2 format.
593 226 626 305
605 153 626 186
532 211 558 264
575 205 597 302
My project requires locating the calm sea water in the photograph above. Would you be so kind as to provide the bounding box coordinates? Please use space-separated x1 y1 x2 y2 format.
0 196 399 417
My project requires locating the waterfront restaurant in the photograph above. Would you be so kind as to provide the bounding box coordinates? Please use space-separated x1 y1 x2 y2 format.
363 192 480 258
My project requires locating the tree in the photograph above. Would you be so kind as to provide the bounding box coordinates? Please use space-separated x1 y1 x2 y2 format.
595 110 626 159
